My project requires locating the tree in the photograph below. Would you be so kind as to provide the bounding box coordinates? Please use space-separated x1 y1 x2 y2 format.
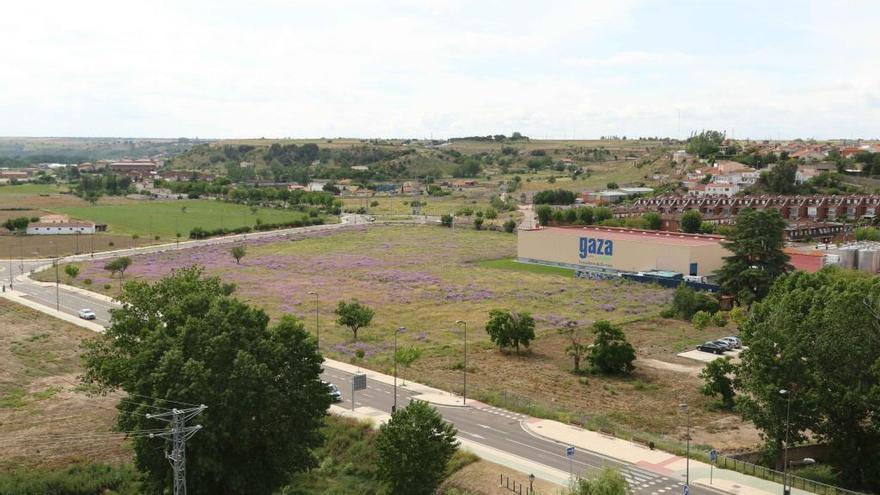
606 182 619 190
231 245 246 264
700 357 737 410
80 266 331 495
642 212 662 230
532 189 576 205
394 346 422 384
587 320 635 374
64 264 80 282
473 217 484 230
103 256 132 284
2 216 29 233
535 205 553 226
764 161 798 194
737 269 880 486
484 309 535 353
670 285 718 320
558 322 588 373
335 300 375 340
680 210 702 233
564 467 629 495
503 219 517 233
691 310 712 330
686 130 725 158
440 214 453 228
593 207 613 223
376 400 459 495
716 209 791 306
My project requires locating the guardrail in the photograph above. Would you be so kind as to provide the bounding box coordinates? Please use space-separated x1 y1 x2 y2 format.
714 453 867 495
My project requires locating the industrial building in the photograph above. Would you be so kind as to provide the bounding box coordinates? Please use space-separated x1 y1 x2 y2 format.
517 226 730 278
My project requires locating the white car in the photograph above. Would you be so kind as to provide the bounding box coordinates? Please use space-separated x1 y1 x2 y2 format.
323 381 343 402
78 309 97 320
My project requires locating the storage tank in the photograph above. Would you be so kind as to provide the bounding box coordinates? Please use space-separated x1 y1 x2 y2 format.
858 249 880 273
822 254 840 267
836 247 858 269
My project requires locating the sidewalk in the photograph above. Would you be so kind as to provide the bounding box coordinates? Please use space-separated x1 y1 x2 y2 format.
522 418 811 495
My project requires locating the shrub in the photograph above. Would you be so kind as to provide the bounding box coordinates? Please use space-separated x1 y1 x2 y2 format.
671 285 719 320
103 284 112 290
83 278 92 286
535 205 553 226
503 220 516 233
440 214 453 228
659 307 676 319
692 310 713 330
0 463 142 495
532 189 576 205
729 305 747 327
712 312 729 327
473 217 484 230
370 200 380 207
681 210 703 233
484 208 498 220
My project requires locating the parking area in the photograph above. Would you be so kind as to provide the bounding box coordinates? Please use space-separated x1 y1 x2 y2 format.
678 347 744 363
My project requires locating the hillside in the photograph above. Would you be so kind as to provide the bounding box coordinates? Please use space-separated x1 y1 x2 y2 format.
0 137 204 166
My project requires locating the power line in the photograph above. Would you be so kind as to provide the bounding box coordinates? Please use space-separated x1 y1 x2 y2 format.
147 405 207 495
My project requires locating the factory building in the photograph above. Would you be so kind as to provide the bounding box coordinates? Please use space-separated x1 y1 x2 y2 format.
517 226 730 278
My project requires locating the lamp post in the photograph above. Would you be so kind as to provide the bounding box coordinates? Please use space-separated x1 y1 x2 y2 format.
308 291 319 349
51 240 60 311
680 402 690 488
455 320 468 405
780 389 792 495
393 326 405 413
528 473 535 494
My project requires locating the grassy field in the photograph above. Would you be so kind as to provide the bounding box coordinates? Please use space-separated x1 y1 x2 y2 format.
0 299 128 470
52 199 323 238
477 258 574 277
0 183 69 196
56 224 756 450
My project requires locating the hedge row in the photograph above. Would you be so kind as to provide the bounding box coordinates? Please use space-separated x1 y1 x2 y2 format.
189 218 325 239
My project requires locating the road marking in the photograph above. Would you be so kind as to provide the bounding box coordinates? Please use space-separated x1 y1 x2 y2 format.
464 432 485 440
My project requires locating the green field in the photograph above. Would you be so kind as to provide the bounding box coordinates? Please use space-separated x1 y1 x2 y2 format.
477 258 575 277
0 183 68 195
51 199 325 238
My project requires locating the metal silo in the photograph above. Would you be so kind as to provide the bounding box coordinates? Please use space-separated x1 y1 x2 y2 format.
858 248 880 273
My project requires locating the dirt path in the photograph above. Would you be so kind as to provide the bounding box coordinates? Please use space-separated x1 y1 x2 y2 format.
637 358 703 376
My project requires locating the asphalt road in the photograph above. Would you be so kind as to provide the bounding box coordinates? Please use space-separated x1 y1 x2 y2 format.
320 366 700 494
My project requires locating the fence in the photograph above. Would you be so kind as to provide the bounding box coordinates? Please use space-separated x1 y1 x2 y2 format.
714 453 867 495
499 474 543 495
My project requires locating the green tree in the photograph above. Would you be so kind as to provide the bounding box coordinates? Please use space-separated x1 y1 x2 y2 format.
670 285 718 320
716 209 791 306
231 245 246 264
700 357 737 409
532 189 576 205
691 310 712 330
484 208 498 220
535 205 553 226
563 467 630 495
763 161 798 194
680 210 702 233
64 264 80 282
394 346 422 385
103 256 132 285
686 130 725 158
576 206 594 225
587 320 635 374
80 266 331 495
558 322 588 373
2 216 30 233
376 400 459 495
473 217 484 230
642 212 662 230
485 309 536 353
503 219 517 233
335 300 375 340
440 214 453 227
737 269 880 486
593 207 613 222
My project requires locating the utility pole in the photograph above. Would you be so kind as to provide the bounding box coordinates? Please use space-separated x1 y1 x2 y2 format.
308 291 319 348
393 326 405 413
455 320 467 405
52 240 60 311
680 402 690 488
147 405 207 495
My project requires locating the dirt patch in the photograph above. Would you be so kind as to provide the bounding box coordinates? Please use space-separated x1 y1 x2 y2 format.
0 299 130 470
444 460 561 495
638 358 702 376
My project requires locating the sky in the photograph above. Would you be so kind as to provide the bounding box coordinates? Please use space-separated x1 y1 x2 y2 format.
1 0 878 140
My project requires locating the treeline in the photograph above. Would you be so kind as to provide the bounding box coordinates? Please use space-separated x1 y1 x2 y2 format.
160 180 339 207
75 172 133 201
0 154 89 167
188 217 326 239
449 132 528 142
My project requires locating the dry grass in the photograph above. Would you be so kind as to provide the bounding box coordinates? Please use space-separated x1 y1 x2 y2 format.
0 299 129 470
443 460 562 495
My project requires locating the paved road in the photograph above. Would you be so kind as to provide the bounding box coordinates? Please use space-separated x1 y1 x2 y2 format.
2 218 722 495
320 367 700 495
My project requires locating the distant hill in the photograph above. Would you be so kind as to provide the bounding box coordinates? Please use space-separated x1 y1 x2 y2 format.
0 137 206 167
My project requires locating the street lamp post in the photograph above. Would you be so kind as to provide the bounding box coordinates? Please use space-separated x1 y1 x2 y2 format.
780 389 792 495
680 402 690 488
51 240 60 311
308 291 319 349
455 320 468 405
393 326 405 413
528 473 535 495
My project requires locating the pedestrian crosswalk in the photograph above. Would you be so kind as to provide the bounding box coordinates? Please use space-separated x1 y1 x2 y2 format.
480 405 530 421
621 472 684 494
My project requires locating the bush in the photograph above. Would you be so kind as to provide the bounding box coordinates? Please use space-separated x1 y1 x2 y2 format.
473 217 484 230
671 285 719 320
0 463 142 495
659 307 676 319
532 189 576 205
484 208 498 220
692 310 713 330
103 284 112 290
83 278 92 286
712 312 729 327
503 220 516 233
370 200 380 207
535 205 553 226
681 210 703 233
729 305 747 327
588 320 635 374
440 214 453 228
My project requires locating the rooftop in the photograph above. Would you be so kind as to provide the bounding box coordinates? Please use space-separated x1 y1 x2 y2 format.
534 225 725 247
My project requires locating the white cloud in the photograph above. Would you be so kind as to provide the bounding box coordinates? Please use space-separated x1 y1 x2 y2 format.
0 0 877 139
